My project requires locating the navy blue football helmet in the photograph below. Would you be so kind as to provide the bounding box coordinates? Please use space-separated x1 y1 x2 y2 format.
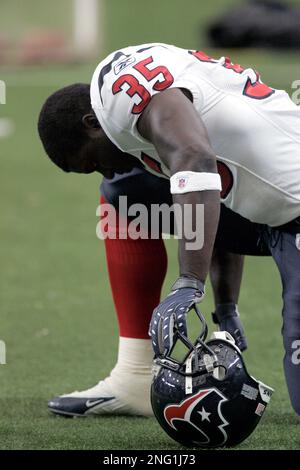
151 305 273 448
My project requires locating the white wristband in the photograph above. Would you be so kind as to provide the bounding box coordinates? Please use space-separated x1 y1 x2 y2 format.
170 171 222 194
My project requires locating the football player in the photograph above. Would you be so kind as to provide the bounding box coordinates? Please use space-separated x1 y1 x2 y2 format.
38 43 300 417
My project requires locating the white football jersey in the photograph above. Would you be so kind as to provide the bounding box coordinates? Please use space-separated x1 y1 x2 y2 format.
90 43 300 226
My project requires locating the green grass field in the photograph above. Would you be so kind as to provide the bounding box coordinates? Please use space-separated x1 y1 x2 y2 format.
1 49 300 451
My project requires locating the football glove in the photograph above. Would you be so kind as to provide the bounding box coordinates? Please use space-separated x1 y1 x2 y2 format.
212 303 247 351
149 276 205 357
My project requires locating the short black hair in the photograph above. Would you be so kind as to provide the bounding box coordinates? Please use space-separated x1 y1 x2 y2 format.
38 83 91 172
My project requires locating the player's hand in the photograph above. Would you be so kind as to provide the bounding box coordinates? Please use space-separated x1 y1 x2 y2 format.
149 276 205 357
212 303 247 351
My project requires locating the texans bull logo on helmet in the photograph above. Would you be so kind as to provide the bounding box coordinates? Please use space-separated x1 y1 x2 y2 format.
164 388 229 447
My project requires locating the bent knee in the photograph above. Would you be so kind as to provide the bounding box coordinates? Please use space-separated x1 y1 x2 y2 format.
288 386 300 417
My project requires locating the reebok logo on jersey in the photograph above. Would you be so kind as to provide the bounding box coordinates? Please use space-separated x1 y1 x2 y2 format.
114 56 136 75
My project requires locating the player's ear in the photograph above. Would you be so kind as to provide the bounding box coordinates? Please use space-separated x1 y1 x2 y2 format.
82 114 101 130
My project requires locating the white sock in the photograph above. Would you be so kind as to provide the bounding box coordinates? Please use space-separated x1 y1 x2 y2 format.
107 337 154 416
